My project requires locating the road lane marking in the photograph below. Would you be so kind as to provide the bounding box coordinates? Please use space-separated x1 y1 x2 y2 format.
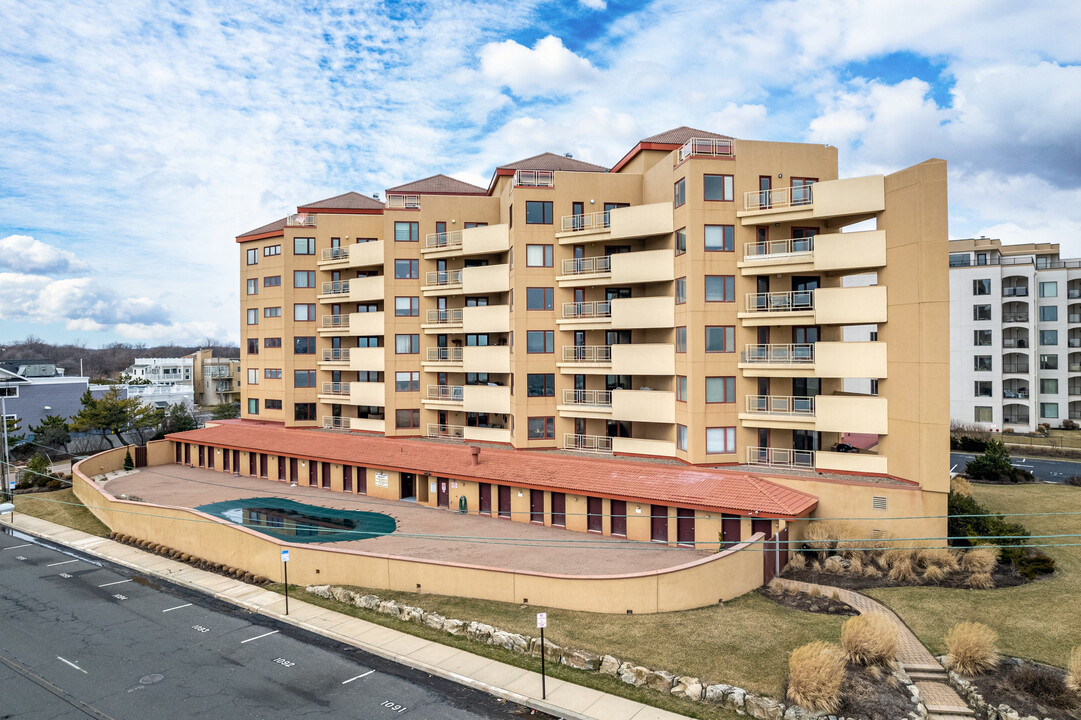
1 543 31 551
241 630 279 644
162 603 192 613
343 669 375 684
46 560 79 567
950 464 957 472
57 656 88 674
98 579 132 588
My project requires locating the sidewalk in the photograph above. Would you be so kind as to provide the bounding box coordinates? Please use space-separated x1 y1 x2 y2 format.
1 513 691 720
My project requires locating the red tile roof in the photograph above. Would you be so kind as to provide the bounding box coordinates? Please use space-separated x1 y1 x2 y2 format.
497 152 607 173
386 174 487 195
640 126 733 145
297 191 385 211
167 424 818 518
236 217 287 239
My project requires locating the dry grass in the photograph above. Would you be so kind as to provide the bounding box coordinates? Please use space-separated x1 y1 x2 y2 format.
807 584 822 598
1068 646 1081 693
887 556 916 583
803 521 836 552
847 555 863 575
865 665 882 681
767 577 786 596
830 590 841 602
13 489 111 537
946 621 999 675
961 547 999 574
922 565 946 584
966 572 995 589
917 547 960 572
863 565 882 579
786 641 846 713
951 476 973 496
841 613 899 666
823 556 845 574
810 560 822 573
785 553 807 571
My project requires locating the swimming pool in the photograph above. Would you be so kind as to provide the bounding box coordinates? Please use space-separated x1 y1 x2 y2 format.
195 497 396 543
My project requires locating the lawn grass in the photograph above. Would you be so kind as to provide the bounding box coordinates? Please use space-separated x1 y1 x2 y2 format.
13 488 111 537
865 483 1081 668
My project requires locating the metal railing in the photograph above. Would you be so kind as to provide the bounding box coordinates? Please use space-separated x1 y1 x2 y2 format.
1003 314 1029 323
514 170 554 187
744 290 813 313
321 280 350 295
1070 315 1081 324
561 345 612 363
1070 289 1081 299
386 194 420 209
1002 389 1029 399
426 346 464 362
1002 287 1029 297
321 246 349 261
321 382 350 396
1072 338 1081 348
677 137 734 162
745 395 815 415
425 269 463 286
286 213 316 227
561 300 611 319
1001 337 1029 349
746 446 815 470
323 416 349 430
741 344 815 364
322 348 351 362
426 385 464 402
425 230 463 249
562 389 612 406
426 308 464 324
743 236 815 260
322 315 349 329
427 423 465 439
561 255 611 275
1002 364 1030 373
563 433 613 453
744 185 813 211
560 211 609 233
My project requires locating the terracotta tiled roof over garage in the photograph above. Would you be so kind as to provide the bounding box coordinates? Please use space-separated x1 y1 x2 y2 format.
386 174 487 195
168 424 819 518
496 152 608 173
297 191 385 212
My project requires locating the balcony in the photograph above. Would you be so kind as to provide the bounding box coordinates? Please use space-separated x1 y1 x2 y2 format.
739 229 886 276
347 311 384 337
559 345 612 370
320 280 349 296
1002 286 1029 297
463 384 511 414
428 423 464 439
286 213 316 227
463 304 510 334
739 342 887 379
320 382 350 397
514 169 554 187
561 255 611 277
351 417 386 433
348 275 384 303
423 224 510 257
744 186 813 212
562 300 611 320
741 343 815 365
739 287 887 328
350 381 386 406
557 202 674 242
739 395 888 434
425 230 463 251
423 269 464 295
612 343 675 376
746 395 815 416
426 424 511 443
463 345 510 373
346 241 384 268
462 263 511 294
321 314 348 330
747 446 815 470
348 347 385 372
562 389 612 407
557 249 674 287
563 433 613 453
425 385 464 405
422 308 464 332
323 416 349 431
612 296 675 329
386 194 420 209
423 346 464 368
321 348 350 363
738 175 885 225
559 210 609 234
320 246 350 263
676 137 733 163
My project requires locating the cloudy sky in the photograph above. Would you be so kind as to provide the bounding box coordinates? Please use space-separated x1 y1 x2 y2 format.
2 0 1079 347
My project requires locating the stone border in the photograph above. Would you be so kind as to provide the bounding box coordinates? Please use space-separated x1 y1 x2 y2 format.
946 657 1062 720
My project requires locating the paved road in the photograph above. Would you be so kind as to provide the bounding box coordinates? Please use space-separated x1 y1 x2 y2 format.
0 529 542 720
949 452 1081 484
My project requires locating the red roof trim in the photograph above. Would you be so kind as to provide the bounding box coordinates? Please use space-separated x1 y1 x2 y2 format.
611 142 680 174
295 207 384 215
486 167 517 196
235 230 284 243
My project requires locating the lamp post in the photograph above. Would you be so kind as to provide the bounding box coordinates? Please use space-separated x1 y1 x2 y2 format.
2 391 11 501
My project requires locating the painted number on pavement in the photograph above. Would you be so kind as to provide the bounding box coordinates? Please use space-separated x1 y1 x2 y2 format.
381 701 407 713
274 658 295 668
191 625 211 633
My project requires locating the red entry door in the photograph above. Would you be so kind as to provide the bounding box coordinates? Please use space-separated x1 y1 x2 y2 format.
651 506 668 542
479 483 491 514
498 486 511 518
752 518 772 539
529 490 543 523
587 497 602 533
721 514 741 548
437 478 449 508
197 446 204 467
550 493 565 527
610 500 626 537
677 508 695 547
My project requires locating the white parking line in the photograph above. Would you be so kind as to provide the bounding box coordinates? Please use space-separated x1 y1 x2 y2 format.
57 656 88 674
46 560 79 567
241 630 279 644
2 544 31 551
342 669 375 684
98 579 132 588
162 603 192 613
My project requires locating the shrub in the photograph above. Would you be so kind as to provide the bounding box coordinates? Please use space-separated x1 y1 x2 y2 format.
810 560 822 573
123 449 134 471
807 584 822 598
964 439 1037 483
803 522 835 552
786 641 846 713
951 435 989 452
917 547 958 570
1004 664 1074 708
848 555 863 575
823 556 845 574
863 565 882 579
767 578 786 596
950 476 973 497
785 553 807 571
888 557 916 583
923 565 945 583
1067 646 1081 693
841 613 898 666
882 547 915 570
949 491 1029 548
1015 548 1056 578
946 622 999 675
1062 419 1078 431
961 547 999 574
967 572 994 589
1066 476 1081 487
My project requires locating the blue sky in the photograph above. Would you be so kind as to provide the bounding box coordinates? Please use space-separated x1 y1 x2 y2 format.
2 0 1080 347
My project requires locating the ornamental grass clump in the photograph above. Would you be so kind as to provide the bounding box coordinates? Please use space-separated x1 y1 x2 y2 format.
922 564 946 584
804 522 836 553
1067 646 1081 694
918 547 960 572
961 547 999 574
786 641 846 713
967 571 995 589
950 476 972 497
785 553 807 571
841 613 898 666
888 556 916 583
945 621 999 675
823 555 845 574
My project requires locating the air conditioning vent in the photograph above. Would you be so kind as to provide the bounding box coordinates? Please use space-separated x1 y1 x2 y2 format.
872 496 888 511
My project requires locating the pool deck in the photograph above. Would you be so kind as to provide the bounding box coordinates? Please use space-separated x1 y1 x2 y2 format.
102 466 712 576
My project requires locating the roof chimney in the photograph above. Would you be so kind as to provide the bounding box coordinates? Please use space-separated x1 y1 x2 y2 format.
470 446 481 465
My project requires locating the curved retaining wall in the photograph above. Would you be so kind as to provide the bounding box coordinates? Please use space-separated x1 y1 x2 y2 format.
72 445 766 614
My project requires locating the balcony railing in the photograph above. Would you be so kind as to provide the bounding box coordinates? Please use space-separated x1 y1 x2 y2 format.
1003 416 1031 424
560 211 609 233
563 433 613 453
321 382 350 396
321 246 349 261
322 348 350 362
514 170 554 187
1002 287 1029 297
425 230 463 249
1070 386 1081 397
323 416 349 430
386 194 420 209
744 185 814 211
322 315 349 329
561 345 612 363
561 255 611 275
286 213 316 227
1070 314 1081 323
426 346 464 362
214 381 233 392
677 137 734 162
425 269 463 287
562 300 611 319
427 423 465 439
1003 314 1029 323
744 290 813 313
1070 289 1081 299
1071 338 1081 348
743 236 815 260
1002 364 1030 373
562 389 612 406
1001 337 1029 349
427 385 464 402
741 344 815 364
745 395 815 415
1003 388 1029 399
746 446 815 470
321 280 349 295
426 308 464 324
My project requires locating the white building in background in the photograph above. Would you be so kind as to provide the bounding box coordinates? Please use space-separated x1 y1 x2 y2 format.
948 238 1081 433
124 357 193 385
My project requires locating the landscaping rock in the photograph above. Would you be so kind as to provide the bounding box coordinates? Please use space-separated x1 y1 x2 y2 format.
599 655 621 676
330 587 355 604
442 619 465 635
422 612 445 629
377 600 401 617
998 706 1020 720
306 584 332 599
671 676 703 701
490 631 528 654
783 705 824 720
399 605 423 623
529 637 561 662
561 649 600 671
618 663 650 687
466 622 494 643
745 694 785 720
358 594 380 610
644 669 676 693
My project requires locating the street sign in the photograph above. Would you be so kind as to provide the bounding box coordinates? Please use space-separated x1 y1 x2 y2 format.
536 612 547 629
281 550 289 563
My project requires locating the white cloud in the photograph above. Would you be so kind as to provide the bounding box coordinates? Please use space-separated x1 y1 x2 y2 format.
480 35 601 99
0 271 170 328
579 0 606 9
0 235 88 274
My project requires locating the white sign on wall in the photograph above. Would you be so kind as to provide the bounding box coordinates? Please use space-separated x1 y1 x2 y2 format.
374 472 389 488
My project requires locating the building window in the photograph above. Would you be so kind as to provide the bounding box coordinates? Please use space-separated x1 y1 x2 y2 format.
265 399 282 410
705 275 735 302
394 222 419 242
246 248 258 265
676 376 687 402
395 334 420 354
294 370 316 387
246 309 258 325
395 371 419 391
525 201 553 225
703 174 734 201
705 427 736 454
527 374 555 397
264 307 281 318
526 244 553 267
974 406 992 423
247 279 258 295
972 279 991 295
395 259 419 279
974 355 992 371
526 287 554 310
247 338 259 354
675 277 687 304
247 398 259 414
395 409 420 428
1041 402 1059 419
705 326 735 353
394 296 419 317
1039 281 1058 298
706 377 736 403
1040 330 1058 346
264 244 281 256
526 330 554 353
974 329 992 346
704 225 734 252
676 424 688 451
264 369 282 379
294 336 316 354
974 380 992 397
528 417 555 439
1039 305 1058 322
676 327 687 353
1041 378 1058 394
294 303 316 321
1040 354 1058 370
293 237 315 255
264 275 281 287
264 337 282 348
294 403 316 421
973 304 992 321
673 178 686 208
247 369 259 384
675 228 686 255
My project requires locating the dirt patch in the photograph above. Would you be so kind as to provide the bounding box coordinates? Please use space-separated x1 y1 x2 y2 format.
756 586 858 616
968 661 1081 719
835 667 917 720
781 562 1030 591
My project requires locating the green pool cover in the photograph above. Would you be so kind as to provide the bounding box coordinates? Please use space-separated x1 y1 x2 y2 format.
195 497 396 543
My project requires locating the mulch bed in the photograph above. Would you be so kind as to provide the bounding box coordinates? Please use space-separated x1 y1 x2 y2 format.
756 586 858 615
835 667 917 720
968 661 1081 719
780 562 1030 591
